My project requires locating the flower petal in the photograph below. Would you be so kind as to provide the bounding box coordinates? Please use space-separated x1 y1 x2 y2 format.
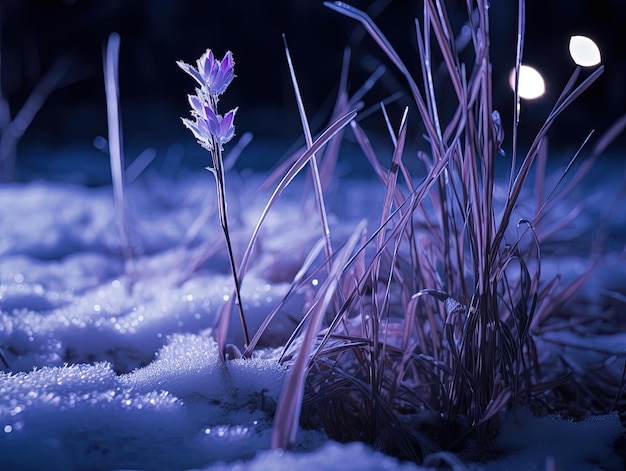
176 60 204 87
203 106 222 137
181 117 203 140
212 52 235 95
221 51 234 70
219 108 237 143
188 94 204 116
180 49 237 151
222 107 237 129
197 48 215 83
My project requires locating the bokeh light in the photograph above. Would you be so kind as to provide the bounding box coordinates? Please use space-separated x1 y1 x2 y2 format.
569 35 601 67
509 65 546 100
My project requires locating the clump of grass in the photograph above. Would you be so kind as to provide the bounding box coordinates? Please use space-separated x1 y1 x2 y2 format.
267 0 616 462
172 0 621 462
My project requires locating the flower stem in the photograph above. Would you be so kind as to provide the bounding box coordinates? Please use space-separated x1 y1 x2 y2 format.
213 145 250 347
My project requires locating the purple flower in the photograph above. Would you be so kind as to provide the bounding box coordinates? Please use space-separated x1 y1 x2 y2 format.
181 102 237 151
204 107 237 146
179 49 237 153
178 47 248 346
177 49 235 97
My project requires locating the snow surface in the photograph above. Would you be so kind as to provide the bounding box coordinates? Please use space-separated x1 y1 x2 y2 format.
0 170 624 470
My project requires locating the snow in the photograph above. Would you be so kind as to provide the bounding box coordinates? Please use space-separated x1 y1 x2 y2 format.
0 171 624 470
1 347 622 470
200 441 427 470
0 176 308 373
0 334 323 471
481 410 623 471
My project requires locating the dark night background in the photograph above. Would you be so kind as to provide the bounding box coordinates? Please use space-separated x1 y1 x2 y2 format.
1 0 624 181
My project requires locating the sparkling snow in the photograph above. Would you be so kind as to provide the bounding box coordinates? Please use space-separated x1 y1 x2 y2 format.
0 169 624 470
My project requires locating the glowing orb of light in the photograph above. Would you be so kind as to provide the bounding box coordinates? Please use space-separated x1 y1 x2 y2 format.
509 65 545 100
569 35 601 67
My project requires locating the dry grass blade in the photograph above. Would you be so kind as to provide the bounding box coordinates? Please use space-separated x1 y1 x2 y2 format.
377 107 409 249
424 0 465 102
283 35 334 268
271 220 366 449
104 33 134 290
238 109 357 280
556 112 626 201
533 131 594 224
508 0 525 194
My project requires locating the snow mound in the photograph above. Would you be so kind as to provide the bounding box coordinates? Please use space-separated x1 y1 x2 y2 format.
0 334 304 471
124 334 285 404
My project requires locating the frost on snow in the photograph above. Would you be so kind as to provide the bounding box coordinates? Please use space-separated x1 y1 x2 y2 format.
0 334 298 471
